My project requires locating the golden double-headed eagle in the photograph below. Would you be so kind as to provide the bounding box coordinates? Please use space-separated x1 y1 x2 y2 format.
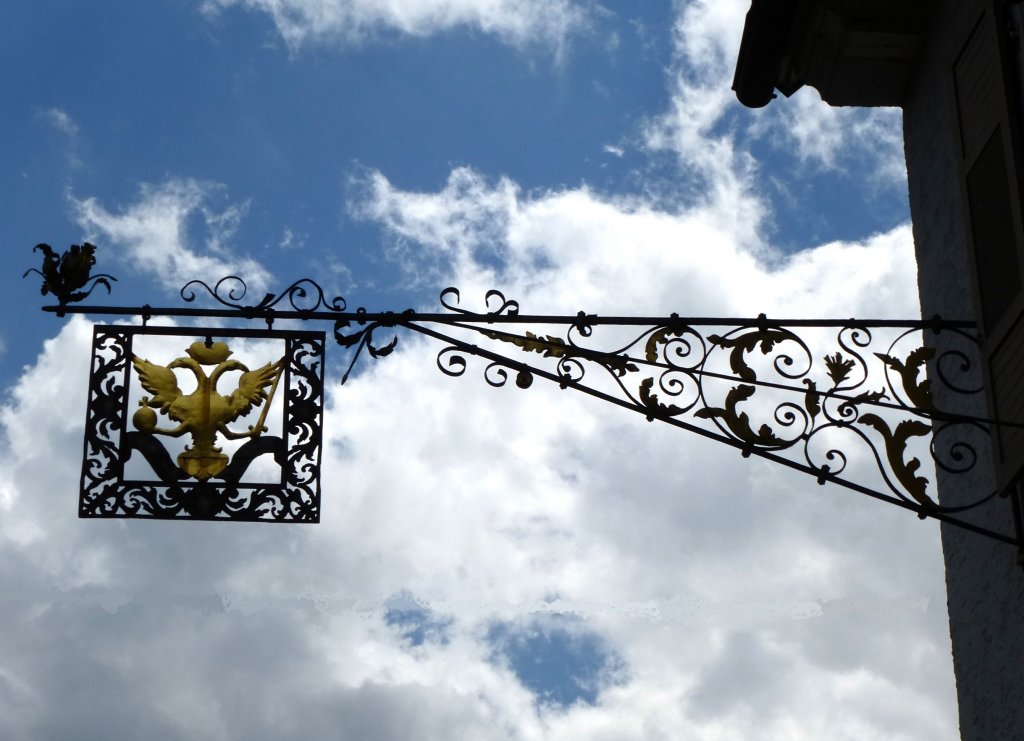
131 341 282 480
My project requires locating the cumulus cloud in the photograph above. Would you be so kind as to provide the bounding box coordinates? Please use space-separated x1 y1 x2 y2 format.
70 178 270 294
640 0 767 248
350 165 918 318
644 0 906 203
319 0 958 723
329 152 958 739
0 217 957 739
201 0 591 55
348 167 519 287
749 88 906 183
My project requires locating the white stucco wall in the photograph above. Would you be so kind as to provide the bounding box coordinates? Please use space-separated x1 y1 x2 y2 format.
903 1 1024 737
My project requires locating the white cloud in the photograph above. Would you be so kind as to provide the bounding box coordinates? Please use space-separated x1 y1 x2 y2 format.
70 178 270 295
640 1 768 250
641 0 750 163
348 167 519 287
2 139 955 741
39 108 79 139
0 221 958 740
37 107 83 169
201 0 591 55
0 227 957 737
749 87 906 183
312 0 969 707
328 76 954 730
644 0 906 203
0 2 968 739
350 166 918 318
278 227 305 250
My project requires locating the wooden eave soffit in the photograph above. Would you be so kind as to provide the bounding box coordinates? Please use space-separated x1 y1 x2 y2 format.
734 0 927 108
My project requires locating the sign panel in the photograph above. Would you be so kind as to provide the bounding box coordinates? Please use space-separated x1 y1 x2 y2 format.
80 326 325 521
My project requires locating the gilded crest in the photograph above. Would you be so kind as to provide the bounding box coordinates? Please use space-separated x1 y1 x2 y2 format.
131 340 283 480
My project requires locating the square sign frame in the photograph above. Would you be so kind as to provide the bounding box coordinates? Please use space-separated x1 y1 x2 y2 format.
80 325 325 522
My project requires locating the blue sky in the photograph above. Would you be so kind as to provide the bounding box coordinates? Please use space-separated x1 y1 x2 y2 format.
4 0 906 336
0 1 961 739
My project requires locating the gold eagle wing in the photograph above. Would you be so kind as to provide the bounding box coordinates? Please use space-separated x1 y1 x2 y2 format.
225 361 280 421
132 355 183 420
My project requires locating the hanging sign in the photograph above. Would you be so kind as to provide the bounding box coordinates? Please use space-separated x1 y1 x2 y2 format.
80 325 325 521
24 243 1022 553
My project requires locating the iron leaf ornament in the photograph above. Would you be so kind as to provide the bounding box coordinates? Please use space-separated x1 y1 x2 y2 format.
23 242 116 306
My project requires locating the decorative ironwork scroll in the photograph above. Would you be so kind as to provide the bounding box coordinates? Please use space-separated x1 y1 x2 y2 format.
81 325 324 522
23 243 115 306
381 292 1003 529
30 245 1020 548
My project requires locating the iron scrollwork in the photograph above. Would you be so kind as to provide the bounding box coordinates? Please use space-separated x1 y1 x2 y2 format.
28 245 1017 545
23 243 116 306
421 291 996 522
180 275 405 383
181 275 349 314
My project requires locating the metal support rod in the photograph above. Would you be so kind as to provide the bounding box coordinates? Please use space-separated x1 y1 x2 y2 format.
1011 482 1024 565
42 302 976 329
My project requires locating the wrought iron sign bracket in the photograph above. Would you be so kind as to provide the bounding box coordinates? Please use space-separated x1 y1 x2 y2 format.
25 244 1024 557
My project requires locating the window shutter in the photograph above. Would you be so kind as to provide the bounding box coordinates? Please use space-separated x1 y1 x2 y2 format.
953 2 1024 489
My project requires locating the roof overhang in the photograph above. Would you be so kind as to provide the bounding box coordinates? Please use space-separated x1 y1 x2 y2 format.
733 0 927 108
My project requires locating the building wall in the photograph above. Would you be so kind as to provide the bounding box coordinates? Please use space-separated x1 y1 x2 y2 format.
903 0 1024 737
